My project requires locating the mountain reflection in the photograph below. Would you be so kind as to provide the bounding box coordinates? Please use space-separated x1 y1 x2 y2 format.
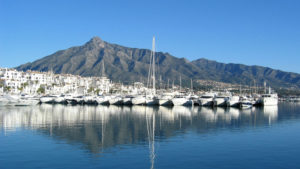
1 103 299 154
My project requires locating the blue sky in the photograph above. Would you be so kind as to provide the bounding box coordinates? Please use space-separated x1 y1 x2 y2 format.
0 0 300 73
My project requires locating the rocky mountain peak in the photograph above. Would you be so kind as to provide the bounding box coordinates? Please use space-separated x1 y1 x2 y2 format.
85 36 105 48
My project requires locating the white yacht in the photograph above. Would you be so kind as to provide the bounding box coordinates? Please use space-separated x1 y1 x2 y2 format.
171 95 193 106
122 95 134 105
40 95 56 104
65 95 78 105
0 94 39 106
259 87 278 106
0 95 11 106
146 95 159 105
74 96 85 104
95 95 110 105
131 95 146 105
109 95 123 105
198 92 215 106
226 95 240 107
213 92 231 107
83 95 95 104
239 96 252 109
54 95 66 104
15 96 40 106
158 92 174 106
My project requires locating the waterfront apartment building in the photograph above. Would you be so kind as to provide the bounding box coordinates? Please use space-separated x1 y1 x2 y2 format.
0 68 111 95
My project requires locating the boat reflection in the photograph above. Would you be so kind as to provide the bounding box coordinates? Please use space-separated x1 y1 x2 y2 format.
0 104 290 156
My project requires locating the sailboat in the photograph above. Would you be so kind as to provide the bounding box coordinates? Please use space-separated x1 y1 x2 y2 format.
146 36 159 105
171 76 193 106
132 36 158 105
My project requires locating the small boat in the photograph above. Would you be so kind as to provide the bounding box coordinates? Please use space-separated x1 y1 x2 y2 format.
239 97 253 109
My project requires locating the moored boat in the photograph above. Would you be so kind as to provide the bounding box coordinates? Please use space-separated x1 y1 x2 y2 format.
198 92 215 106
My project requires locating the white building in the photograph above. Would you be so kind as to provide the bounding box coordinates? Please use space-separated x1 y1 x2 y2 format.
0 68 112 95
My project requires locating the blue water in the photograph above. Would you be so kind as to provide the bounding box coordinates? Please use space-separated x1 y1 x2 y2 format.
1 103 300 169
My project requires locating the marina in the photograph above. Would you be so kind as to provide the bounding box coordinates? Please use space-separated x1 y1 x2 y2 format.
2 1 300 169
0 91 279 107
0 37 281 108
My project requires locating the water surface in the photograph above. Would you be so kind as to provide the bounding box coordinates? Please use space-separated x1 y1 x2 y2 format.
1 103 300 169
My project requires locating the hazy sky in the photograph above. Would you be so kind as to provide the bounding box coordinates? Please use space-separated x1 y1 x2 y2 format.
0 0 300 73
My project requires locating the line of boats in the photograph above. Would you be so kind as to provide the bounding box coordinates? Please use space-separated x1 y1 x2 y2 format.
0 91 278 108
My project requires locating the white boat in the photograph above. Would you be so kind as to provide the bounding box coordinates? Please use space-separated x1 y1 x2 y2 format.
145 95 159 105
226 95 240 107
123 95 133 105
0 94 39 106
158 93 174 106
40 96 56 104
171 95 193 106
109 96 123 105
96 96 110 105
15 98 40 106
83 95 96 104
259 87 278 106
239 97 253 109
260 93 278 106
0 95 10 106
213 92 231 107
198 92 215 106
74 96 85 104
131 95 146 105
190 94 199 105
144 36 158 106
54 95 66 104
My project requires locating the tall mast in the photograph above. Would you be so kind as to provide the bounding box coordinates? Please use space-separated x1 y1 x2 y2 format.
101 60 105 77
191 78 193 94
179 76 182 92
167 79 169 90
152 36 156 95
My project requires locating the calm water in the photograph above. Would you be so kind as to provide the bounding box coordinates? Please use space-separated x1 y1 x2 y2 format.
1 103 300 169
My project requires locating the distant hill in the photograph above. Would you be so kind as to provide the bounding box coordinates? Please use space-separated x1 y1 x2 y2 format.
16 36 300 89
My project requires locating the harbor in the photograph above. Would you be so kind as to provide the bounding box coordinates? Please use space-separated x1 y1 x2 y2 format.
0 89 281 107
0 37 283 108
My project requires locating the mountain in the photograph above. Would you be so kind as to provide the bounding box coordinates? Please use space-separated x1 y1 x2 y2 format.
16 36 300 89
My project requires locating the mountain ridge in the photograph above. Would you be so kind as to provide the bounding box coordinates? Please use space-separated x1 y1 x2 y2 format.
16 36 300 89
